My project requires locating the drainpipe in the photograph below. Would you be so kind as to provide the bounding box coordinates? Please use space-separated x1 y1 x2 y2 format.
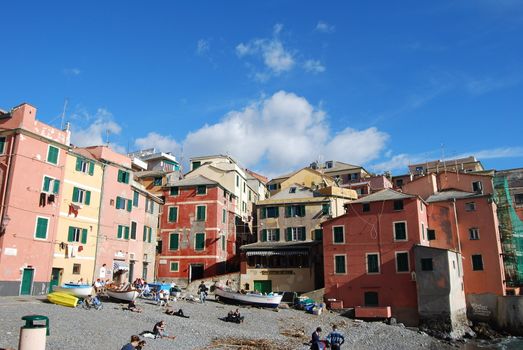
92 162 107 281
0 132 18 236
451 198 464 278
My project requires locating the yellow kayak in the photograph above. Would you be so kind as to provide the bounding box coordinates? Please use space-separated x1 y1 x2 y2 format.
47 291 79 307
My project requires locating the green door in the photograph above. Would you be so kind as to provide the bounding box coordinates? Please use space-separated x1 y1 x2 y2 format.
253 280 272 293
49 268 61 293
21 268 34 295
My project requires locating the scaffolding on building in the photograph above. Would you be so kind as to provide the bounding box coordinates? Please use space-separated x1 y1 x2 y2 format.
494 175 523 287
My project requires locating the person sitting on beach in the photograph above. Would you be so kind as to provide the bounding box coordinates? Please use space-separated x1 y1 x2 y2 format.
121 335 141 350
141 283 151 298
226 309 244 323
128 300 142 313
152 320 176 340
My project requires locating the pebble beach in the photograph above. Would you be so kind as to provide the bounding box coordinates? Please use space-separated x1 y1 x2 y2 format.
0 295 454 350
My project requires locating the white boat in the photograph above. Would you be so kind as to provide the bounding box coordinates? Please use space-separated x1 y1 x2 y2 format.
106 288 139 302
214 286 283 308
52 283 93 297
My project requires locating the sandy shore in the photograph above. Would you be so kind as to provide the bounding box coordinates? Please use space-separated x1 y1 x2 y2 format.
0 295 454 350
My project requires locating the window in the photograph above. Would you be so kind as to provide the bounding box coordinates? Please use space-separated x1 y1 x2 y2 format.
472 254 484 271
68 226 87 244
289 187 296 194
285 205 305 217
42 176 60 195
75 157 94 175
396 252 409 273
422 223 425 240
115 196 131 212
169 233 179 250
362 203 370 212
366 253 380 274
117 225 130 240
421 258 433 271
130 221 137 240
72 187 91 205
261 229 280 242
393 222 407 241
143 226 152 243
133 191 139 207
469 228 480 240
333 226 345 244
170 261 179 272
322 203 331 215
242 201 247 212
72 264 81 275
393 200 404 211
286 227 306 241
222 208 226 223
46 145 59 164
236 175 239 187
196 185 207 195
465 202 476 211
334 255 346 274
117 169 130 184
221 235 226 251
396 179 404 187
261 206 279 218
35 217 49 239
472 181 483 193
170 187 179 196
192 161 201 170
267 183 279 191
145 198 154 213
314 228 323 241
153 177 162 186
168 207 178 222
0 136 5 154
195 233 205 250
196 205 206 221
427 229 436 240
249 191 252 201
243 182 246 193
364 292 379 307
515 194 523 205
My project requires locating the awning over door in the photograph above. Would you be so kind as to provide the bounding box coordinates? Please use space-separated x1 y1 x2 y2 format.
246 250 308 256
113 261 129 272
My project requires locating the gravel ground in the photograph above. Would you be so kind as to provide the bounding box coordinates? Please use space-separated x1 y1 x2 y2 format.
0 295 455 350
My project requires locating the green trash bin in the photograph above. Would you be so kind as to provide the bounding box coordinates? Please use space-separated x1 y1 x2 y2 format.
19 315 49 350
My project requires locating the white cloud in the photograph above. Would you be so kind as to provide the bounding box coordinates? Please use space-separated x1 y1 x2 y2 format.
273 23 284 35
315 21 335 33
196 39 210 55
372 154 415 173
70 108 124 152
181 91 388 175
134 132 181 154
63 68 81 76
303 59 326 73
454 147 523 160
236 38 295 75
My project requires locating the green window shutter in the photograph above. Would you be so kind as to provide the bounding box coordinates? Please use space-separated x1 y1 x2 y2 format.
125 171 130 184
143 226 147 241
72 187 79 202
124 226 130 240
117 225 123 239
47 146 59 164
221 236 226 250
133 191 139 207
170 187 179 196
197 206 206 221
169 233 179 250
195 233 205 250
35 217 48 239
299 227 306 241
81 229 88 244
0 137 5 154
126 199 132 212
222 209 226 223
274 207 279 218
286 227 292 241
53 180 60 194
68 226 75 242
315 229 323 241
43 177 51 192
85 191 91 205
130 222 137 240
299 205 306 217
285 206 291 217
117 170 123 182
75 157 82 171
148 228 152 243
88 162 94 175
168 207 178 222
261 229 267 242
261 208 266 219
275 229 280 241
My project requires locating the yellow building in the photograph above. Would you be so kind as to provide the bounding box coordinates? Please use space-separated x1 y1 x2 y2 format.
266 167 336 196
50 148 103 288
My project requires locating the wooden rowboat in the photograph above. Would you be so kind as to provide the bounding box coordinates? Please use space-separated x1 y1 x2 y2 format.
214 286 283 308
106 288 139 302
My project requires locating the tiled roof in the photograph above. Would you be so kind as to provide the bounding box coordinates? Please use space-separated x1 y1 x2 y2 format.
350 188 416 203
426 190 483 203
167 175 218 187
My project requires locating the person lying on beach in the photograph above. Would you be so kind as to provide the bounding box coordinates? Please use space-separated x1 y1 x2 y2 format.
165 308 189 318
153 320 176 340
127 300 142 313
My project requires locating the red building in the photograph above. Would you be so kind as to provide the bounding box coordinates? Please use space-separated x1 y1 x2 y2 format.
323 189 429 325
157 175 236 286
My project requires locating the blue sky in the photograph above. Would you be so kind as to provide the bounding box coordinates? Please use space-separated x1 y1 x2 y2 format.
1 1 522 176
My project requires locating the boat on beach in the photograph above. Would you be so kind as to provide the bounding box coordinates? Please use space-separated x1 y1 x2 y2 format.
52 283 93 297
106 287 139 302
214 286 283 308
48 291 79 307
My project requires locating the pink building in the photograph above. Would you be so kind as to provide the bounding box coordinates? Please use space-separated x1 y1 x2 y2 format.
85 146 161 284
0 103 70 296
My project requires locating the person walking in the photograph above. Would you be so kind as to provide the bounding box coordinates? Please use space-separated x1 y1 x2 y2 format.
326 325 345 350
198 281 208 303
310 327 324 350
